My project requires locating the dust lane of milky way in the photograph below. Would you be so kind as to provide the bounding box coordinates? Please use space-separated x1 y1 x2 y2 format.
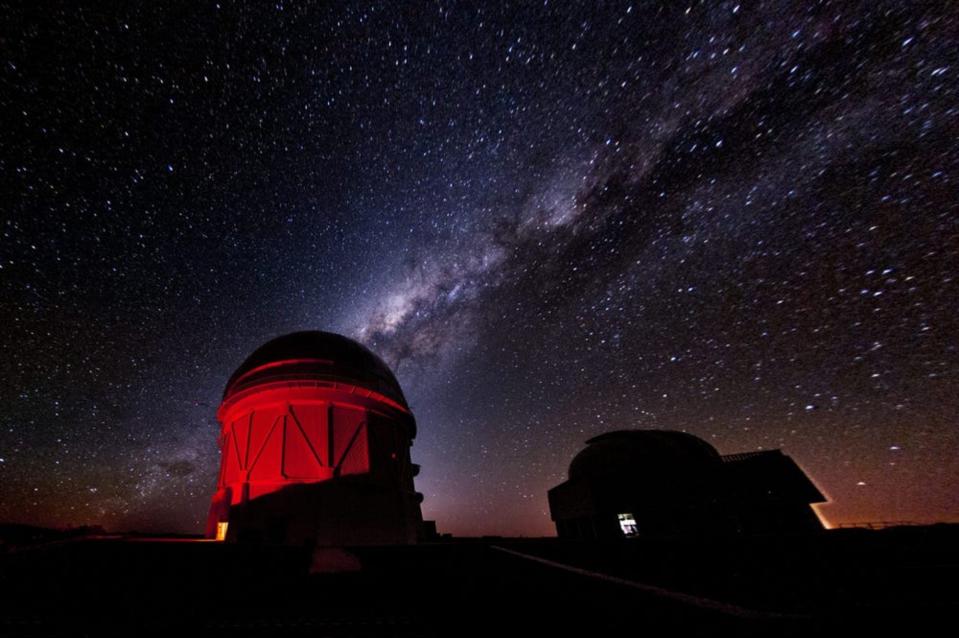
1 1 957 535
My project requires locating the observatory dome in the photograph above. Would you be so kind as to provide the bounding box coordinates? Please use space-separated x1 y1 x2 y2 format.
549 428 826 539
207 330 424 545
223 330 407 409
568 429 721 482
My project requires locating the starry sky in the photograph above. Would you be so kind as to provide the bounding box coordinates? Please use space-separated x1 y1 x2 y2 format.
1 1 957 536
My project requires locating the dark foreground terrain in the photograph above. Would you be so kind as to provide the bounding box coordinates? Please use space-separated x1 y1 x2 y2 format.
1 525 956 637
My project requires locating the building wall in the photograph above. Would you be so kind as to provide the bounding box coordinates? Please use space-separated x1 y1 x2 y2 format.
206 383 422 545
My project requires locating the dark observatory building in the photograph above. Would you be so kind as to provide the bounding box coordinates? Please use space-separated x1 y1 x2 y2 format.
548 430 826 540
206 331 425 546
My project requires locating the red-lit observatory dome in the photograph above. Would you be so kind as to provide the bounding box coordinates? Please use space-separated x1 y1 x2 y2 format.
221 330 411 419
206 331 423 546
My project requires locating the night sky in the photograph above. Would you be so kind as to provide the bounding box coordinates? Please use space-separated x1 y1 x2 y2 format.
2 1 957 536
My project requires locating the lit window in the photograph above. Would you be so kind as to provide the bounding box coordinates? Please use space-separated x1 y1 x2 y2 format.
215 521 229 541
618 513 638 537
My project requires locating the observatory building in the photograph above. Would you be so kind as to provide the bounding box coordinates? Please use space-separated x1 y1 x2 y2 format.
206 331 424 546
548 430 826 540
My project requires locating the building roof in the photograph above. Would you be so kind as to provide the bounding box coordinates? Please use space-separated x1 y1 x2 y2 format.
720 449 827 503
223 331 408 408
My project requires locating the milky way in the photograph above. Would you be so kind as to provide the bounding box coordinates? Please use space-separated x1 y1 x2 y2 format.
1 1 957 535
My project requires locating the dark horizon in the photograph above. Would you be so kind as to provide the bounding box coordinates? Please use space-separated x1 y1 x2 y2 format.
1 1 958 536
